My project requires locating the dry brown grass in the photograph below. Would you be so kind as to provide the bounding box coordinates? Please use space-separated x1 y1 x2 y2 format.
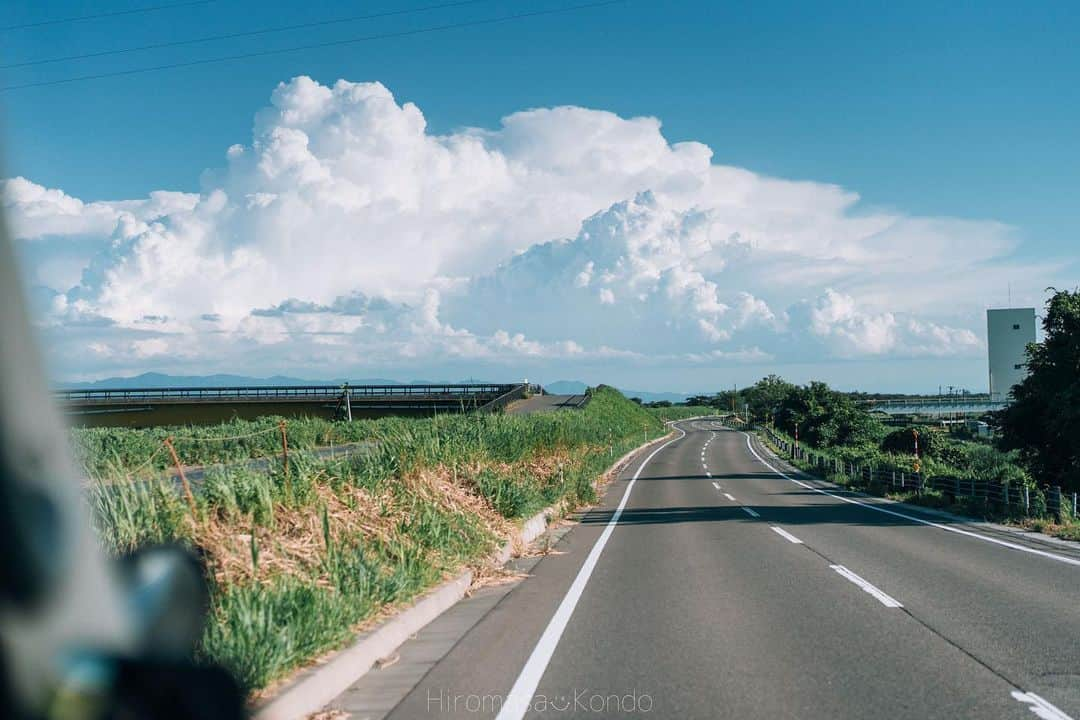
195 463 514 588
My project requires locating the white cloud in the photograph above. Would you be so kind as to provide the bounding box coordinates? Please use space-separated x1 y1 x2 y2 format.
4 76 1066 382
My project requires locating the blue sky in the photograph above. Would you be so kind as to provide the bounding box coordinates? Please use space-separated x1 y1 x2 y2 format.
2 0 1077 392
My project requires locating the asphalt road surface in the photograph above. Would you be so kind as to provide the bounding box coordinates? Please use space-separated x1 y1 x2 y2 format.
344 419 1080 719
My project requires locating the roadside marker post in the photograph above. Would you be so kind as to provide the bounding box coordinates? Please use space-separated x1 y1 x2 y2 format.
163 437 197 518
279 420 291 498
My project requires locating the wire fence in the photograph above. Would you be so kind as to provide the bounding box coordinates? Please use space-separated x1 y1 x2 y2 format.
758 426 1077 522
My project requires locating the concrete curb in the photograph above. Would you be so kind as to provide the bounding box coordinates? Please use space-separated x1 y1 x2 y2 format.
254 427 679 720
256 506 550 720
256 570 473 720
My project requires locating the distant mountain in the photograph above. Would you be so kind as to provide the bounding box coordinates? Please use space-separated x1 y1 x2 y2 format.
58 372 405 389
544 379 691 404
57 373 697 402
618 389 693 404
544 380 589 395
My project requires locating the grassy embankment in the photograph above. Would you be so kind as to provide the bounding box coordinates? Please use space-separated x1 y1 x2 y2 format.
645 405 715 422
85 386 666 693
73 415 378 481
756 427 1080 541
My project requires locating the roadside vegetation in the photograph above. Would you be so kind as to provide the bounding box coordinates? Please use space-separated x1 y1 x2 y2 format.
662 290 1080 543
85 386 665 694
645 404 714 422
72 415 377 480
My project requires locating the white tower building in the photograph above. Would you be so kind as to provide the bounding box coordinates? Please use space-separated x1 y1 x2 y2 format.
986 308 1036 401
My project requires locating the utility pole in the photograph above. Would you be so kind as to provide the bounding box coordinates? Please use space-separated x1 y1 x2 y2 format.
342 383 352 422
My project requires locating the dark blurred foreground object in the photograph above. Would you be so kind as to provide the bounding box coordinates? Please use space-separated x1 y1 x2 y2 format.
0 179 245 718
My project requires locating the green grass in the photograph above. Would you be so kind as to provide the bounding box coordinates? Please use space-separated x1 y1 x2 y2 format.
87 386 664 692
72 414 377 480
757 428 1080 541
646 405 714 422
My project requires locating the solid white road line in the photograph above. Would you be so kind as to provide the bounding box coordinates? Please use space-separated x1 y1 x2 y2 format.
742 433 1080 569
830 564 903 608
493 426 686 720
723 493 736 502
1011 690 1076 720
741 507 760 518
770 526 804 544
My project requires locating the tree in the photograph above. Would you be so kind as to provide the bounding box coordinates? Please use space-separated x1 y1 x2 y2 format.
743 374 795 421
999 289 1080 493
771 380 884 449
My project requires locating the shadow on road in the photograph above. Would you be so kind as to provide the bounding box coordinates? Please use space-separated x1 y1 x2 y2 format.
576 502 933 528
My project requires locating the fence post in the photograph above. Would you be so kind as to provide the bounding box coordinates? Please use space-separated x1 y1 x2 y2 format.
279 420 291 497
1074 492 1078 520
1052 486 1062 521
1024 486 1030 515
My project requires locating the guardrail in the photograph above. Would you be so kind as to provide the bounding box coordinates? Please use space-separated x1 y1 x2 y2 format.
861 397 1006 416
758 426 1077 522
478 384 530 413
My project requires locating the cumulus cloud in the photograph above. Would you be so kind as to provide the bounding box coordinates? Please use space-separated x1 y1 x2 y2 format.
3 75 1063 381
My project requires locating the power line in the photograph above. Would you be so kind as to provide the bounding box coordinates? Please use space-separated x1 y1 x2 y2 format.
1 1 213 32
0 0 625 93
2 0 497 70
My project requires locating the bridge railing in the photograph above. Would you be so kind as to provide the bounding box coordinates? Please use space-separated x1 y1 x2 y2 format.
55 383 521 405
861 396 1006 416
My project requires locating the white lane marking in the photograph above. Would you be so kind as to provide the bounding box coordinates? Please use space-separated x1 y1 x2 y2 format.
771 526 804 544
723 493 736 501
493 427 686 720
742 433 1080 569
830 564 903 608
712 481 721 489
741 507 760 518
1011 690 1075 720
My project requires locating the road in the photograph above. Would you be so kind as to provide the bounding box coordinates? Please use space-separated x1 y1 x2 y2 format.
330 419 1080 719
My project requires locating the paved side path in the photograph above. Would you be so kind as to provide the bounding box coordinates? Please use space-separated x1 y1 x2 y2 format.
504 395 586 415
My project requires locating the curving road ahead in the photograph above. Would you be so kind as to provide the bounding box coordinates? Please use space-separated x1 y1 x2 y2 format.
329 419 1080 719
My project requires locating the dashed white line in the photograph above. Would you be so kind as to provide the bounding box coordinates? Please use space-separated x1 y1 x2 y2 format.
712 481 721 489
741 507 760 518
830 564 903 608
1011 690 1075 720
742 433 1080 569
770 526 804 544
723 493 736 502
